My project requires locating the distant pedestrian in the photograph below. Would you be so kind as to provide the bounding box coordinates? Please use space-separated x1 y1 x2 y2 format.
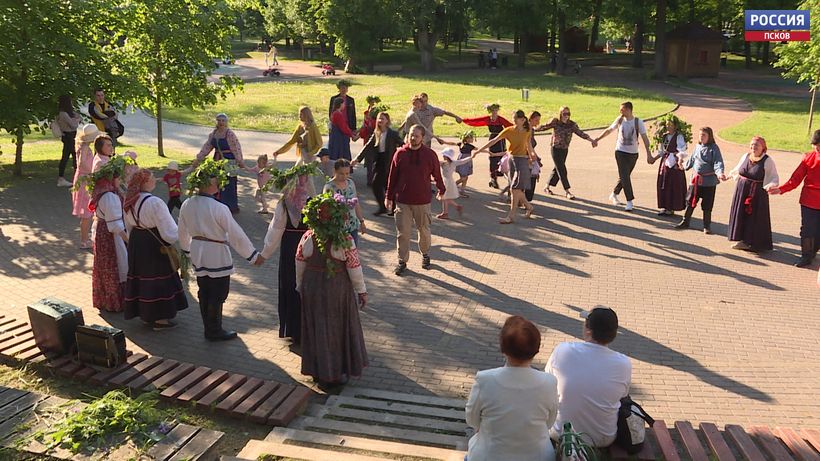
489 48 498 69
727 136 779 252
594 101 651 212
56 95 82 187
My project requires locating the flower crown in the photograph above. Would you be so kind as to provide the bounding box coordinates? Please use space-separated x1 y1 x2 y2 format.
460 130 477 142
302 191 354 257
262 161 323 193
366 95 381 105
186 158 230 194
75 155 136 194
484 103 501 113
337 79 353 88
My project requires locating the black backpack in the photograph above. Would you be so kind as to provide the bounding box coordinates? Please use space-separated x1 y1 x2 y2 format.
615 395 655 454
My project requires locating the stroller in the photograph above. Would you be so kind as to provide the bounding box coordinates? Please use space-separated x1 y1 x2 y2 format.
321 63 336 76
262 67 281 77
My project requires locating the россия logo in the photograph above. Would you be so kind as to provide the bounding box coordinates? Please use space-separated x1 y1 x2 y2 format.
745 10 811 41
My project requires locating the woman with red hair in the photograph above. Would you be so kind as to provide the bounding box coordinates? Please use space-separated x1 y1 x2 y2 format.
728 136 779 251
123 168 188 330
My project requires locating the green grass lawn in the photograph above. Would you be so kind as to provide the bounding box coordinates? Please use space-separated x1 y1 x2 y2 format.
0 138 194 189
162 72 676 136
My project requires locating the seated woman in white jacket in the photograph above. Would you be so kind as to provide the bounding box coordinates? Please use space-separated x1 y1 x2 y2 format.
465 315 559 461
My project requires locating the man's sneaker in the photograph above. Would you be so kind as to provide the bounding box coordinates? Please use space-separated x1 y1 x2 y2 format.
57 178 73 187
624 201 634 212
608 192 623 206
394 261 407 275
421 254 431 270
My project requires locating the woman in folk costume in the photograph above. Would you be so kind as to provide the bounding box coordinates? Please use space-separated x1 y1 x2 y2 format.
296 191 368 386
92 133 115 173
88 155 134 312
462 103 512 189
650 118 688 216
123 168 188 330
728 136 779 252
72 124 100 249
260 163 322 345
195 113 247 213
178 159 264 341
675 127 726 233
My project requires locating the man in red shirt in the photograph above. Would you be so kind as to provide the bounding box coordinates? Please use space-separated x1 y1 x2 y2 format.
386 125 446 275
770 129 820 267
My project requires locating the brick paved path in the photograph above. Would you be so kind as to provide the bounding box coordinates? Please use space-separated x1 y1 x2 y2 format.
1 71 818 429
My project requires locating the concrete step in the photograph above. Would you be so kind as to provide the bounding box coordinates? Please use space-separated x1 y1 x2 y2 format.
340 387 466 410
237 439 392 460
326 395 466 421
291 415 468 450
265 426 466 461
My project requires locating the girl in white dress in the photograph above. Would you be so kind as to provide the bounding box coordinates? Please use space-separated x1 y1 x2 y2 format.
438 148 476 219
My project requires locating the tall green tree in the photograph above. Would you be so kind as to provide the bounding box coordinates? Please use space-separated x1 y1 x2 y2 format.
775 0 820 132
314 0 381 70
0 0 107 176
106 0 242 157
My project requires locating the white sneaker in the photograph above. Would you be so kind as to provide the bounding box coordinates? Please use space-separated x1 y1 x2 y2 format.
57 178 73 187
608 192 623 206
624 201 634 212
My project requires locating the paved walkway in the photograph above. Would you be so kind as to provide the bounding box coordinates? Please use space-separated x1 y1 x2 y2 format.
1 70 818 430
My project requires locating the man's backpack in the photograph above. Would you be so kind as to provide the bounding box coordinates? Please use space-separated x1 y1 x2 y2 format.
615 395 654 454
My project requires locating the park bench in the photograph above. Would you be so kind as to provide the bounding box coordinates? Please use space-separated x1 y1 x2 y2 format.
0 314 312 427
0 384 224 460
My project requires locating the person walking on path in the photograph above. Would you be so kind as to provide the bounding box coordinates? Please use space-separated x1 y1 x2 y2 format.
535 106 597 200
649 118 688 216
353 111 404 216
323 159 366 246
328 80 357 132
56 95 82 187
400 93 462 147
296 192 368 387
594 101 651 212
727 136 779 252
436 147 475 219
473 110 536 224
328 98 360 162
675 127 726 233
123 169 188 330
178 159 264 341
769 129 820 267
385 125 446 275
72 124 99 249
194 113 247 214
462 103 512 190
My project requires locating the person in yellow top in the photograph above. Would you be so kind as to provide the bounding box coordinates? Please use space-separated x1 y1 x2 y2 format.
87 89 122 147
474 110 536 224
272 106 324 192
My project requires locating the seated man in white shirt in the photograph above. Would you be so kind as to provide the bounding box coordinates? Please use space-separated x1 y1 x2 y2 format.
546 307 632 447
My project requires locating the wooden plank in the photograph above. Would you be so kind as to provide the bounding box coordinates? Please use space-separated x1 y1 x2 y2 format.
268 386 312 426
151 362 196 391
725 424 767 461
160 366 212 400
675 421 709 461
320 405 467 434
107 355 163 387
237 439 390 461
0 394 55 442
340 387 465 409
802 429 820 454
72 366 98 382
15 346 47 363
56 360 86 378
326 395 465 421
608 441 657 461
88 353 148 385
215 377 263 414
8 398 82 454
774 427 820 461
749 426 795 461
2 338 39 357
145 423 199 461
0 328 34 354
295 415 467 450
177 370 229 403
700 422 737 461
0 393 41 430
129 359 180 391
45 356 72 370
168 428 224 461
231 381 278 418
0 388 28 410
250 384 294 424
651 420 681 461
196 374 247 409
0 321 29 338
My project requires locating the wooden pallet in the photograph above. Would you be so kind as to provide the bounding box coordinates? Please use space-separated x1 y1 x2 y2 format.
0 384 223 460
0 315 312 427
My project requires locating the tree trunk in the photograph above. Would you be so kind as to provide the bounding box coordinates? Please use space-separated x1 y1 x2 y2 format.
513 31 520 54
557 12 567 74
518 31 528 68
285 31 290 48
689 0 695 22
762 41 770 66
633 20 644 68
156 94 165 158
744 40 751 68
417 27 438 72
654 0 667 79
13 127 23 177
589 0 603 51
413 31 420 51
808 86 816 134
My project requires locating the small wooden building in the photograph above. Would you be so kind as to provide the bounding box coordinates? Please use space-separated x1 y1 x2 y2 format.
665 23 723 78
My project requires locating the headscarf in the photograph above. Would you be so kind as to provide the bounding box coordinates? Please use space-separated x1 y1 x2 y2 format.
123 168 153 214
89 177 119 212
751 136 768 154
282 175 311 225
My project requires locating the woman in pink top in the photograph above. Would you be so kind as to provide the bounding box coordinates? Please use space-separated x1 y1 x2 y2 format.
72 124 100 248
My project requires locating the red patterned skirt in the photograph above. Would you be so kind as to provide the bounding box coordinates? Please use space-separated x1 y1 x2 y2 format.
92 220 124 312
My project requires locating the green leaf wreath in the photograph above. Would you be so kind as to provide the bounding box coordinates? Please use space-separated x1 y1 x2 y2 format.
186 158 229 195
484 103 501 113
649 114 692 153
74 154 136 194
302 191 357 274
365 95 381 105
460 130 477 142
368 102 390 119
262 161 323 193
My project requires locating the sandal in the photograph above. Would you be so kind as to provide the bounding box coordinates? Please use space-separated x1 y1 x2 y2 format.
544 186 554 195
525 207 535 219
436 213 449 219
565 191 575 200
499 217 514 224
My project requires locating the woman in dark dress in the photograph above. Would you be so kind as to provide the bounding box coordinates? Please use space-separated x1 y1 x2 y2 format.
728 136 780 251
261 173 315 344
123 168 188 329
195 113 248 213
296 192 368 386
651 119 688 216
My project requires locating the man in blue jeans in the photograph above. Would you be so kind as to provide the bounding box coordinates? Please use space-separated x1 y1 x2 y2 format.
594 101 652 212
